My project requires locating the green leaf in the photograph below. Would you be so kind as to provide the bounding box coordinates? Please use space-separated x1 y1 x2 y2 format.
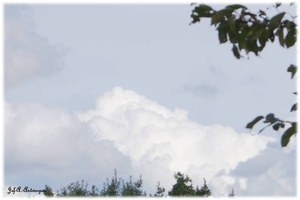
238 41 246 51
194 4 214 18
190 14 200 24
285 27 296 48
273 123 281 131
228 17 236 33
246 116 264 129
246 39 260 55
281 123 297 147
259 10 266 17
238 26 248 42
217 21 229 31
290 103 297 112
198 4 213 11
269 32 275 42
218 31 227 43
276 27 285 47
228 31 238 43
268 12 285 31
264 113 277 123
275 3 282 8
247 26 259 38
226 4 247 10
280 123 285 128
258 29 268 49
284 21 295 29
261 28 270 40
255 28 265 40
217 21 229 44
211 9 233 25
232 44 240 59
287 64 297 79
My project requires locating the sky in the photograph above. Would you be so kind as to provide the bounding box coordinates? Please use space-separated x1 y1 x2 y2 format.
2 1 298 197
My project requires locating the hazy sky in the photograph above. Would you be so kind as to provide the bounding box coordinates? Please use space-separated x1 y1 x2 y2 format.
4 3 297 197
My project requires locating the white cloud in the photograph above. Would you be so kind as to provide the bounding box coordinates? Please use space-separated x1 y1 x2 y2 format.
4 6 65 88
4 87 295 196
77 86 279 195
239 177 247 190
4 101 132 191
228 146 296 196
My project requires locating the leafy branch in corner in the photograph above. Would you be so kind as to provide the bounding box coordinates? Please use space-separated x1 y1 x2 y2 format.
190 3 297 147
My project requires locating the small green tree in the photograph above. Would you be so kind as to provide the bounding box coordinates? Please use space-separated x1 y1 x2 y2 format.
168 172 195 196
100 169 121 196
100 169 146 197
229 188 235 197
89 185 99 197
194 178 211 197
43 185 54 197
57 180 89 197
153 181 166 197
121 175 146 196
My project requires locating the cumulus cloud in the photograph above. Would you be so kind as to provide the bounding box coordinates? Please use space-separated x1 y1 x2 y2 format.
77 87 278 195
4 102 132 191
227 143 296 196
5 87 295 196
4 6 65 88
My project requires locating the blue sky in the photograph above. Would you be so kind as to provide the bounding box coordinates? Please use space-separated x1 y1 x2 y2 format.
3 2 297 197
